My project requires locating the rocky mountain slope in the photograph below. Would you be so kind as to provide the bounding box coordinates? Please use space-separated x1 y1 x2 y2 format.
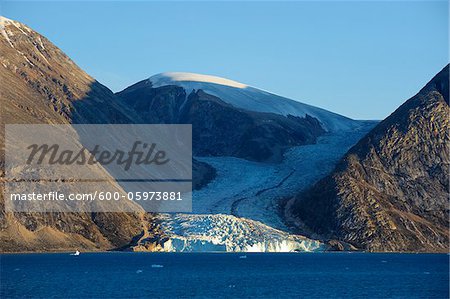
116 73 360 162
0 16 144 252
0 18 136 127
290 65 449 252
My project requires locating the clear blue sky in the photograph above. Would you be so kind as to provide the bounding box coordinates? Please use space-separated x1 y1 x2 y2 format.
2 1 448 119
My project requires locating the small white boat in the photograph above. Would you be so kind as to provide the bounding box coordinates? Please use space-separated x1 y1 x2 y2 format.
151 264 164 268
239 255 247 259
71 250 80 256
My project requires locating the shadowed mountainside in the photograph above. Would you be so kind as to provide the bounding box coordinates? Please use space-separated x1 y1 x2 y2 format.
290 65 449 252
116 79 326 162
0 17 144 252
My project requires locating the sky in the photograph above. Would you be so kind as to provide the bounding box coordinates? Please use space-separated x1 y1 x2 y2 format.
1 1 448 120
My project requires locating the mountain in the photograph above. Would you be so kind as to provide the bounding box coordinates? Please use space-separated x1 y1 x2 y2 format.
289 65 449 252
147 72 356 132
116 73 376 252
0 16 144 252
116 72 360 162
0 18 136 126
6 15 443 254
0 16 332 253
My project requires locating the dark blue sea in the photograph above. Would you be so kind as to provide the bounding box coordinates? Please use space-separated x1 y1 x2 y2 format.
1 252 448 298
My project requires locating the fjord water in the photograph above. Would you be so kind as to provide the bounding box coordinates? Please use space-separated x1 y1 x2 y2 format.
1 253 448 298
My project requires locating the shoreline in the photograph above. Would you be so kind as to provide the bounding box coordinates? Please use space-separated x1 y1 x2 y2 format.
1 250 448 255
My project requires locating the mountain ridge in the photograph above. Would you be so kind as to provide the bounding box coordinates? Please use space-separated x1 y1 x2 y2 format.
289 64 450 252
140 71 358 132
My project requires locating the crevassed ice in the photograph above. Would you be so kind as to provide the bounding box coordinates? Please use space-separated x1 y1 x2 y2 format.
147 214 325 253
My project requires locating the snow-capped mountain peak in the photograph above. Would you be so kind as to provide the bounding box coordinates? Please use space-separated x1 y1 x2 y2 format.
0 16 15 27
147 72 357 132
0 16 29 33
1 16 34 49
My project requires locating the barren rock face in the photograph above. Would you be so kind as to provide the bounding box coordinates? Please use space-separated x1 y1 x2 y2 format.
0 17 143 252
292 65 449 252
0 18 136 127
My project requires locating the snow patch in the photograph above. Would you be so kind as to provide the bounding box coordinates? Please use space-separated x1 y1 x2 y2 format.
1 16 15 48
150 72 247 89
38 37 45 50
0 16 15 28
1 16 49 65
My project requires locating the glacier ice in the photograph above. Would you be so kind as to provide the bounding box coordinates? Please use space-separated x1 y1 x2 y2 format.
129 124 376 253
132 214 326 253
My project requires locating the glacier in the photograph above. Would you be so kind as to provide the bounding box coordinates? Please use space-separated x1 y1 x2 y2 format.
192 123 376 231
132 214 326 252
129 72 378 253
130 122 376 253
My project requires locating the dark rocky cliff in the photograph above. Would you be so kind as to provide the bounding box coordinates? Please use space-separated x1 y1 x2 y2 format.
117 80 325 162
